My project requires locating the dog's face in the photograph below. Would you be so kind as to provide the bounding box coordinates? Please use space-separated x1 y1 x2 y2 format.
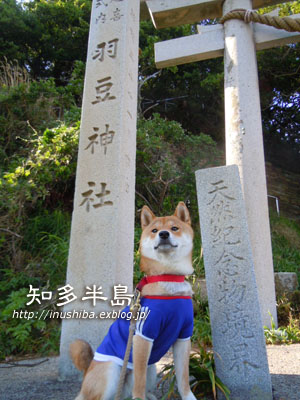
139 202 194 275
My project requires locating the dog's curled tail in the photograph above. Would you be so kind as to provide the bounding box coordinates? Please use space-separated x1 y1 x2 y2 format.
70 339 94 376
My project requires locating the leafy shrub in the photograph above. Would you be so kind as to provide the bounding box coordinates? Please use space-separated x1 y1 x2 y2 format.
136 114 221 222
0 268 48 359
160 346 230 400
0 119 78 276
0 210 70 359
0 60 83 165
270 212 300 284
0 79 61 161
22 210 71 287
3 121 79 197
192 297 212 347
264 313 300 345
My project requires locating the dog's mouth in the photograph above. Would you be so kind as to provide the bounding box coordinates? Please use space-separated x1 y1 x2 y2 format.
154 240 178 250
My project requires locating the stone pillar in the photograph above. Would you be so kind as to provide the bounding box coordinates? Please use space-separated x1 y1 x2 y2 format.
59 0 140 378
195 165 272 400
223 0 277 327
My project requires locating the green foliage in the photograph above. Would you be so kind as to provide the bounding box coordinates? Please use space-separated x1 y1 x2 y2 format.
0 114 78 273
3 121 79 201
0 63 82 164
0 268 39 296
0 298 60 358
0 288 44 356
276 292 300 325
136 114 221 220
139 21 225 142
192 288 212 347
133 227 143 285
270 212 300 284
22 211 71 287
0 0 34 65
264 313 300 345
189 348 231 400
139 21 192 77
0 0 91 81
0 78 60 160
192 234 205 277
0 210 69 359
259 1 300 16
160 346 230 400
257 2 300 172
0 269 59 359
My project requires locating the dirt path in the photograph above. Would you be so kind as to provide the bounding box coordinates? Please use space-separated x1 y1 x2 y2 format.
0 344 299 399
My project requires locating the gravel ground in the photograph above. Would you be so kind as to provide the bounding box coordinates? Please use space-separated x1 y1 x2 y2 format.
0 344 299 400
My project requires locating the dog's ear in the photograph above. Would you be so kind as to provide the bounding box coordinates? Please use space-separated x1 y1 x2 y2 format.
174 202 191 225
141 206 155 230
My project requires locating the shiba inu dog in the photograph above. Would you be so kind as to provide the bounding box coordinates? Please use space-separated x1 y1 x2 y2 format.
70 202 196 400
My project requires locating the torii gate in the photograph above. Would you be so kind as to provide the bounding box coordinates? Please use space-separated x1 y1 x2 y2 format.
145 0 300 328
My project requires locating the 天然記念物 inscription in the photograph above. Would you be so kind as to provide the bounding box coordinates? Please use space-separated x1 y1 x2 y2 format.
196 165 272 399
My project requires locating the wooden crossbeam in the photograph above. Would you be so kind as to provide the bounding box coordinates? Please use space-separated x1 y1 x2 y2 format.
146 0 285 28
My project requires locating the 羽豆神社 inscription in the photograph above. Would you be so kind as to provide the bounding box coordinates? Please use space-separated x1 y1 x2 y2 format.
59 0 140 378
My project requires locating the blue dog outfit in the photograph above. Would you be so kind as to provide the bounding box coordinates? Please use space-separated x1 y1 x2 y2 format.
94 296 194 369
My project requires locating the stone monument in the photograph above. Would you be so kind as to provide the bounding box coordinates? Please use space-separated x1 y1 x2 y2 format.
59 0 140 378
196 165 272 400
145 0 300 327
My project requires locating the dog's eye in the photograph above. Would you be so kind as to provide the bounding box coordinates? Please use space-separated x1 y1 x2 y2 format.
171 226 179 231
152 228 158 233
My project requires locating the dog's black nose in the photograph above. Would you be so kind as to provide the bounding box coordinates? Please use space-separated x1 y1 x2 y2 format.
159 231 170 239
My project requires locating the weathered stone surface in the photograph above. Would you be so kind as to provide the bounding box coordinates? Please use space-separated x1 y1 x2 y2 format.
195 165 272 400
193 273 299 302
145 0 284 29
59 0 140 378
275 273 299 297
154 20 300 68
223 0 277 328
155 24 224 68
